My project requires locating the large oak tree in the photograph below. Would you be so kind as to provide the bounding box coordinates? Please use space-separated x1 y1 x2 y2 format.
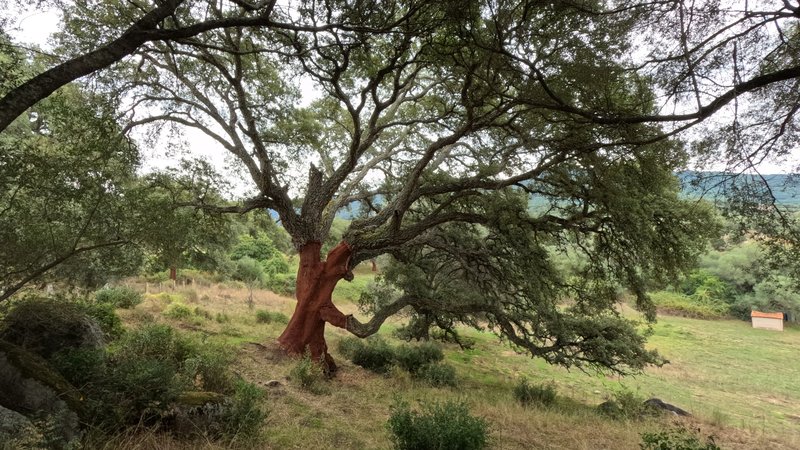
5 0 800 373
109 0 720 373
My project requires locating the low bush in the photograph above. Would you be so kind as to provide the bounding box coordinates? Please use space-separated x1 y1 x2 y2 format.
164 302 195 321
255 309 289 324
387 399 488 450
52 323 261 442
111 323 196 366
416 363 457 387
80 301 124 339
180 289 199 303
394 342 444 374
193 306 213 320
222 380 268 444
337 336 363 359
640 427 721 450
255 310 271 323
107 357 183 424
598 386 656 421
339 338 458 384
181 344 235 393
215 312 230 323
146 292 182 304
513 379 557 407
266 273 296 297
289 352 328 394
94 286 142 309
349 337 396 374
50 347 107 387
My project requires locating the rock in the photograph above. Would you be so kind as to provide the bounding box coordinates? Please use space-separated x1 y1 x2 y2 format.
162 391 230 437
0 298 104 359
0 404 43 447
644 398 691 416
597 400 619 416
0 341 83 448
265 379 282 387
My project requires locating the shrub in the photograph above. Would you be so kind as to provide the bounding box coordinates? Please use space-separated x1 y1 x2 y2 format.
255 310 271 323
261 255 290 277
215 312 231 323
255 309 289 324
94 286 142 309
181 289 199 303
337 336 364 359
350 337 396 374
266 272 296 296
181 343 236 393
147 292 181 304
289 352 328 394
416 363 457 387
164 302 195 321
194 306 213 320
112 323 195 365
387 399 488 450
513 379 557 407
640 427 721 450
45 321 254 442
222 380 268 444
50 347 107 387
80 301 124 339
598 386 655 421
395 342 444 374
269 311 289 323
78 324 239 431
108 357 182 423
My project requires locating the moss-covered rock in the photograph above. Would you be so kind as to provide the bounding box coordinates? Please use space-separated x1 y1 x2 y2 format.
162 391 230 437
0 404 43 449
0 296 104 359
0 340 83 448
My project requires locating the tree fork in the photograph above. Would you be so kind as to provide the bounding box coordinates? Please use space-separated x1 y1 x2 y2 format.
277 241 354 373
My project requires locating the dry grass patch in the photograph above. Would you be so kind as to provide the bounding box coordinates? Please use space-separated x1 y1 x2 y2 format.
106 280 800 450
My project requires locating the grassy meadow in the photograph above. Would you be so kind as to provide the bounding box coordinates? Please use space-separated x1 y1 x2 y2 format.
110 268 800 450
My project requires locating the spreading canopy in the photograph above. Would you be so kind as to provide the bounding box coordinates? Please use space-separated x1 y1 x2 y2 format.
5 0 800 372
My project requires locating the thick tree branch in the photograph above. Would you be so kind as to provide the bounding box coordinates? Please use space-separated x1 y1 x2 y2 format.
0 240 128 303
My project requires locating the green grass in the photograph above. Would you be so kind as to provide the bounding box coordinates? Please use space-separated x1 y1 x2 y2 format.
107 279 800 449
441 314 800 435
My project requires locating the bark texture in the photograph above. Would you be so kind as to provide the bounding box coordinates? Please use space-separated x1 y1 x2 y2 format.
277 241 353 373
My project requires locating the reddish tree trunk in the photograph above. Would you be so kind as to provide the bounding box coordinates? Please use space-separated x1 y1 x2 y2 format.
278 241 353 373
169 266 177 281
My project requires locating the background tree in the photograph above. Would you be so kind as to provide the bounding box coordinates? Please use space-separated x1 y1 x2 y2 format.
137 161 235 281
0 69 138 300
0 33 234 299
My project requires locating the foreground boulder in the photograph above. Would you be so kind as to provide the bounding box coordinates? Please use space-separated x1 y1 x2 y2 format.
161 391 229 437
0 404 43 447
0 340 83 448
0 297 104 359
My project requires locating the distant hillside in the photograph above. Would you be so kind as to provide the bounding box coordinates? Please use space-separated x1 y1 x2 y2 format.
329 172 800 220
678 171 800 206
